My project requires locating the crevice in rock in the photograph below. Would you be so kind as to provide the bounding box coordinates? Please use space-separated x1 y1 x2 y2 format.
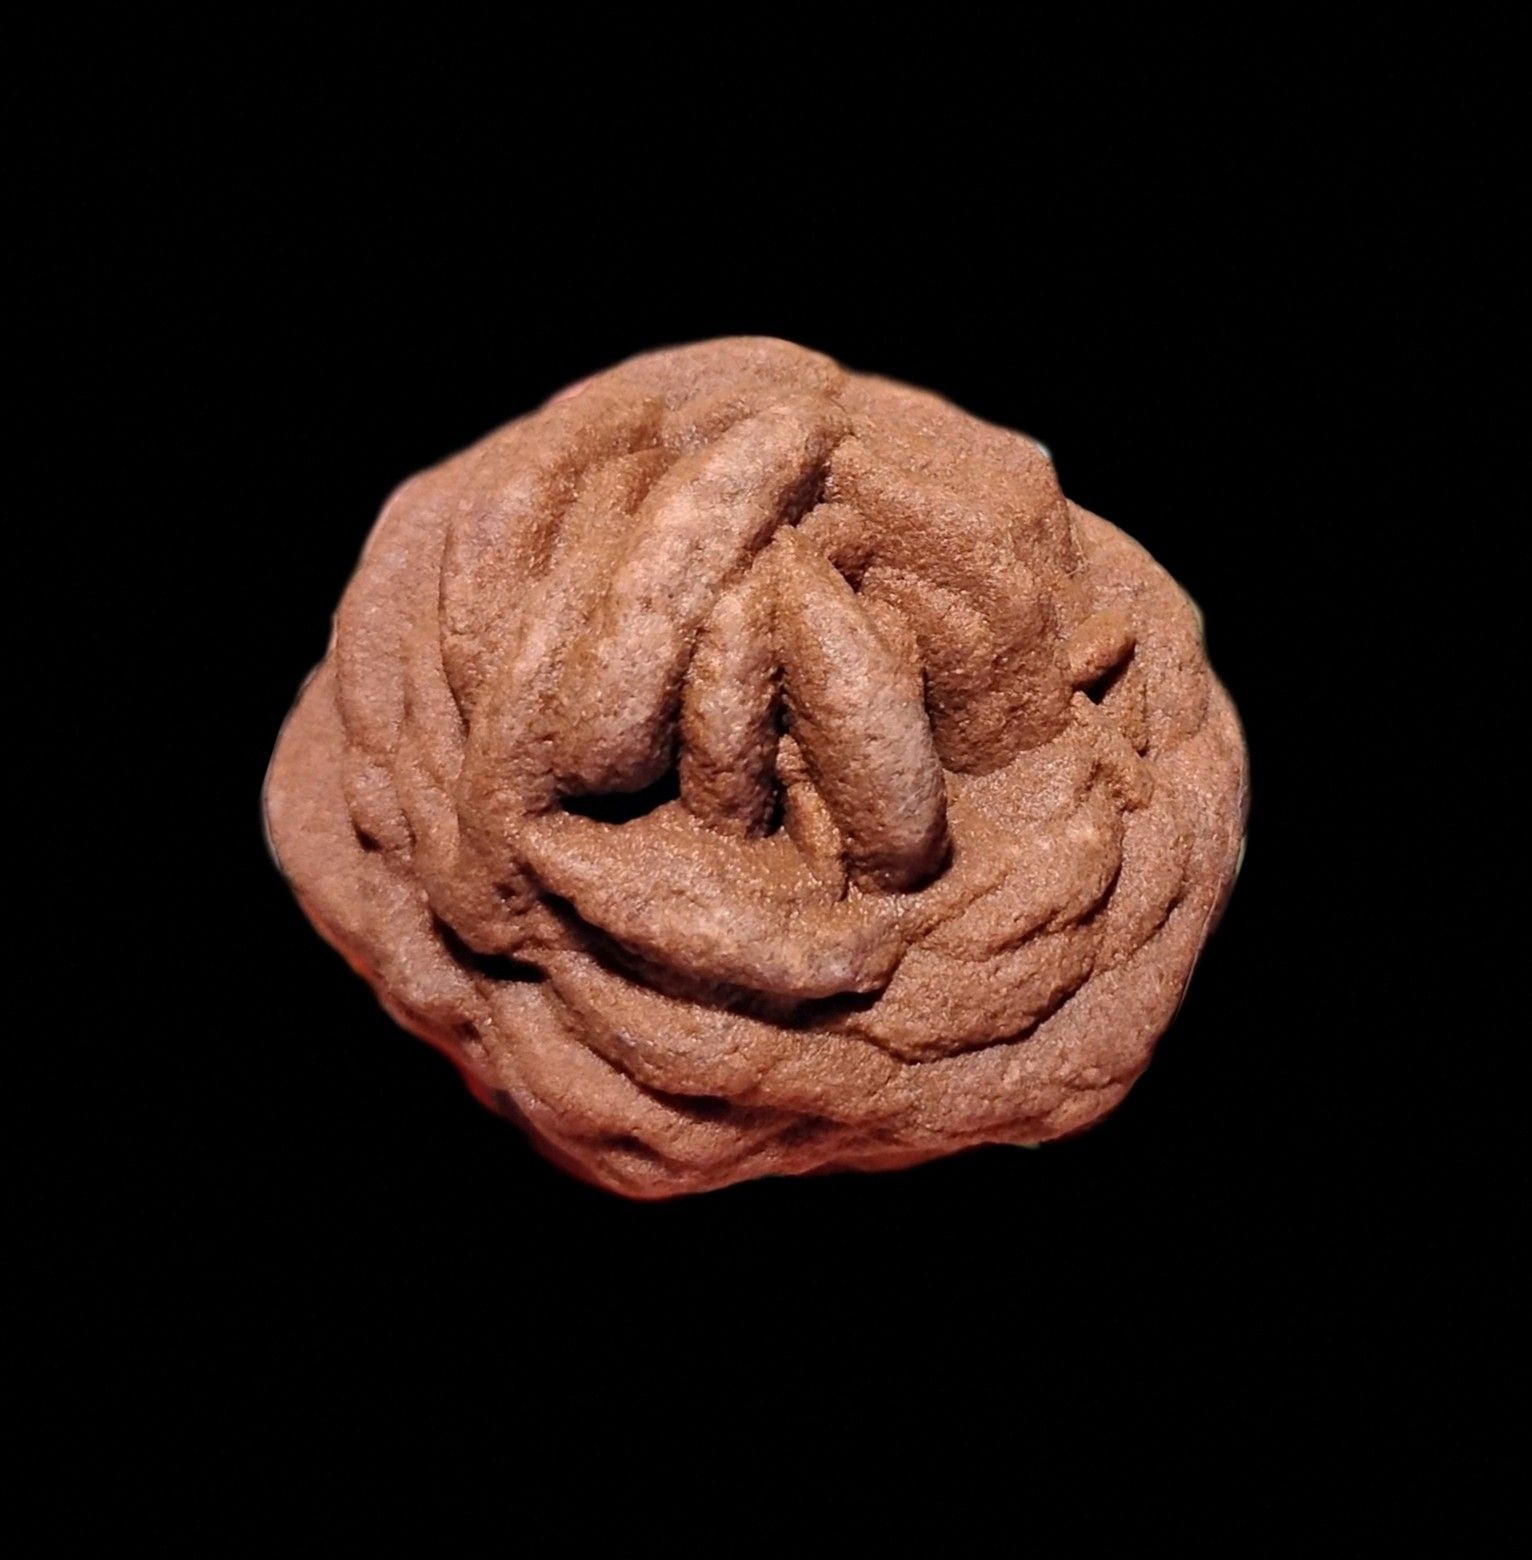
1084 655 1132 705
561 767 681 824
433 916 545 984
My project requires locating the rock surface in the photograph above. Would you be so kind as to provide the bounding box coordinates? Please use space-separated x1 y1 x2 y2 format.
265 338 1247 1197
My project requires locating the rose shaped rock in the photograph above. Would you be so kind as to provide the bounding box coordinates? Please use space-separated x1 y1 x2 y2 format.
265 338 1247 1197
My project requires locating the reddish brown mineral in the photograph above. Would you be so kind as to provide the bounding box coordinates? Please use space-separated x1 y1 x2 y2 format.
265 338 1247 1197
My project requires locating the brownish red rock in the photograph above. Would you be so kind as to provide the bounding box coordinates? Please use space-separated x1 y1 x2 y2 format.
265 338 1247 1197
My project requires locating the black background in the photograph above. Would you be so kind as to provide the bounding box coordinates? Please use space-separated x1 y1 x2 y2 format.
45 26 1511 1549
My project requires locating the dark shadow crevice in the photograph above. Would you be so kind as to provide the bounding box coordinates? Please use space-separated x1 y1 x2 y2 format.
561 767 681 824
433 916 544 984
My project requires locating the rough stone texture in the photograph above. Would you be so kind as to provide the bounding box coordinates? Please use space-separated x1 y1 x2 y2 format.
265 338 1247 1198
